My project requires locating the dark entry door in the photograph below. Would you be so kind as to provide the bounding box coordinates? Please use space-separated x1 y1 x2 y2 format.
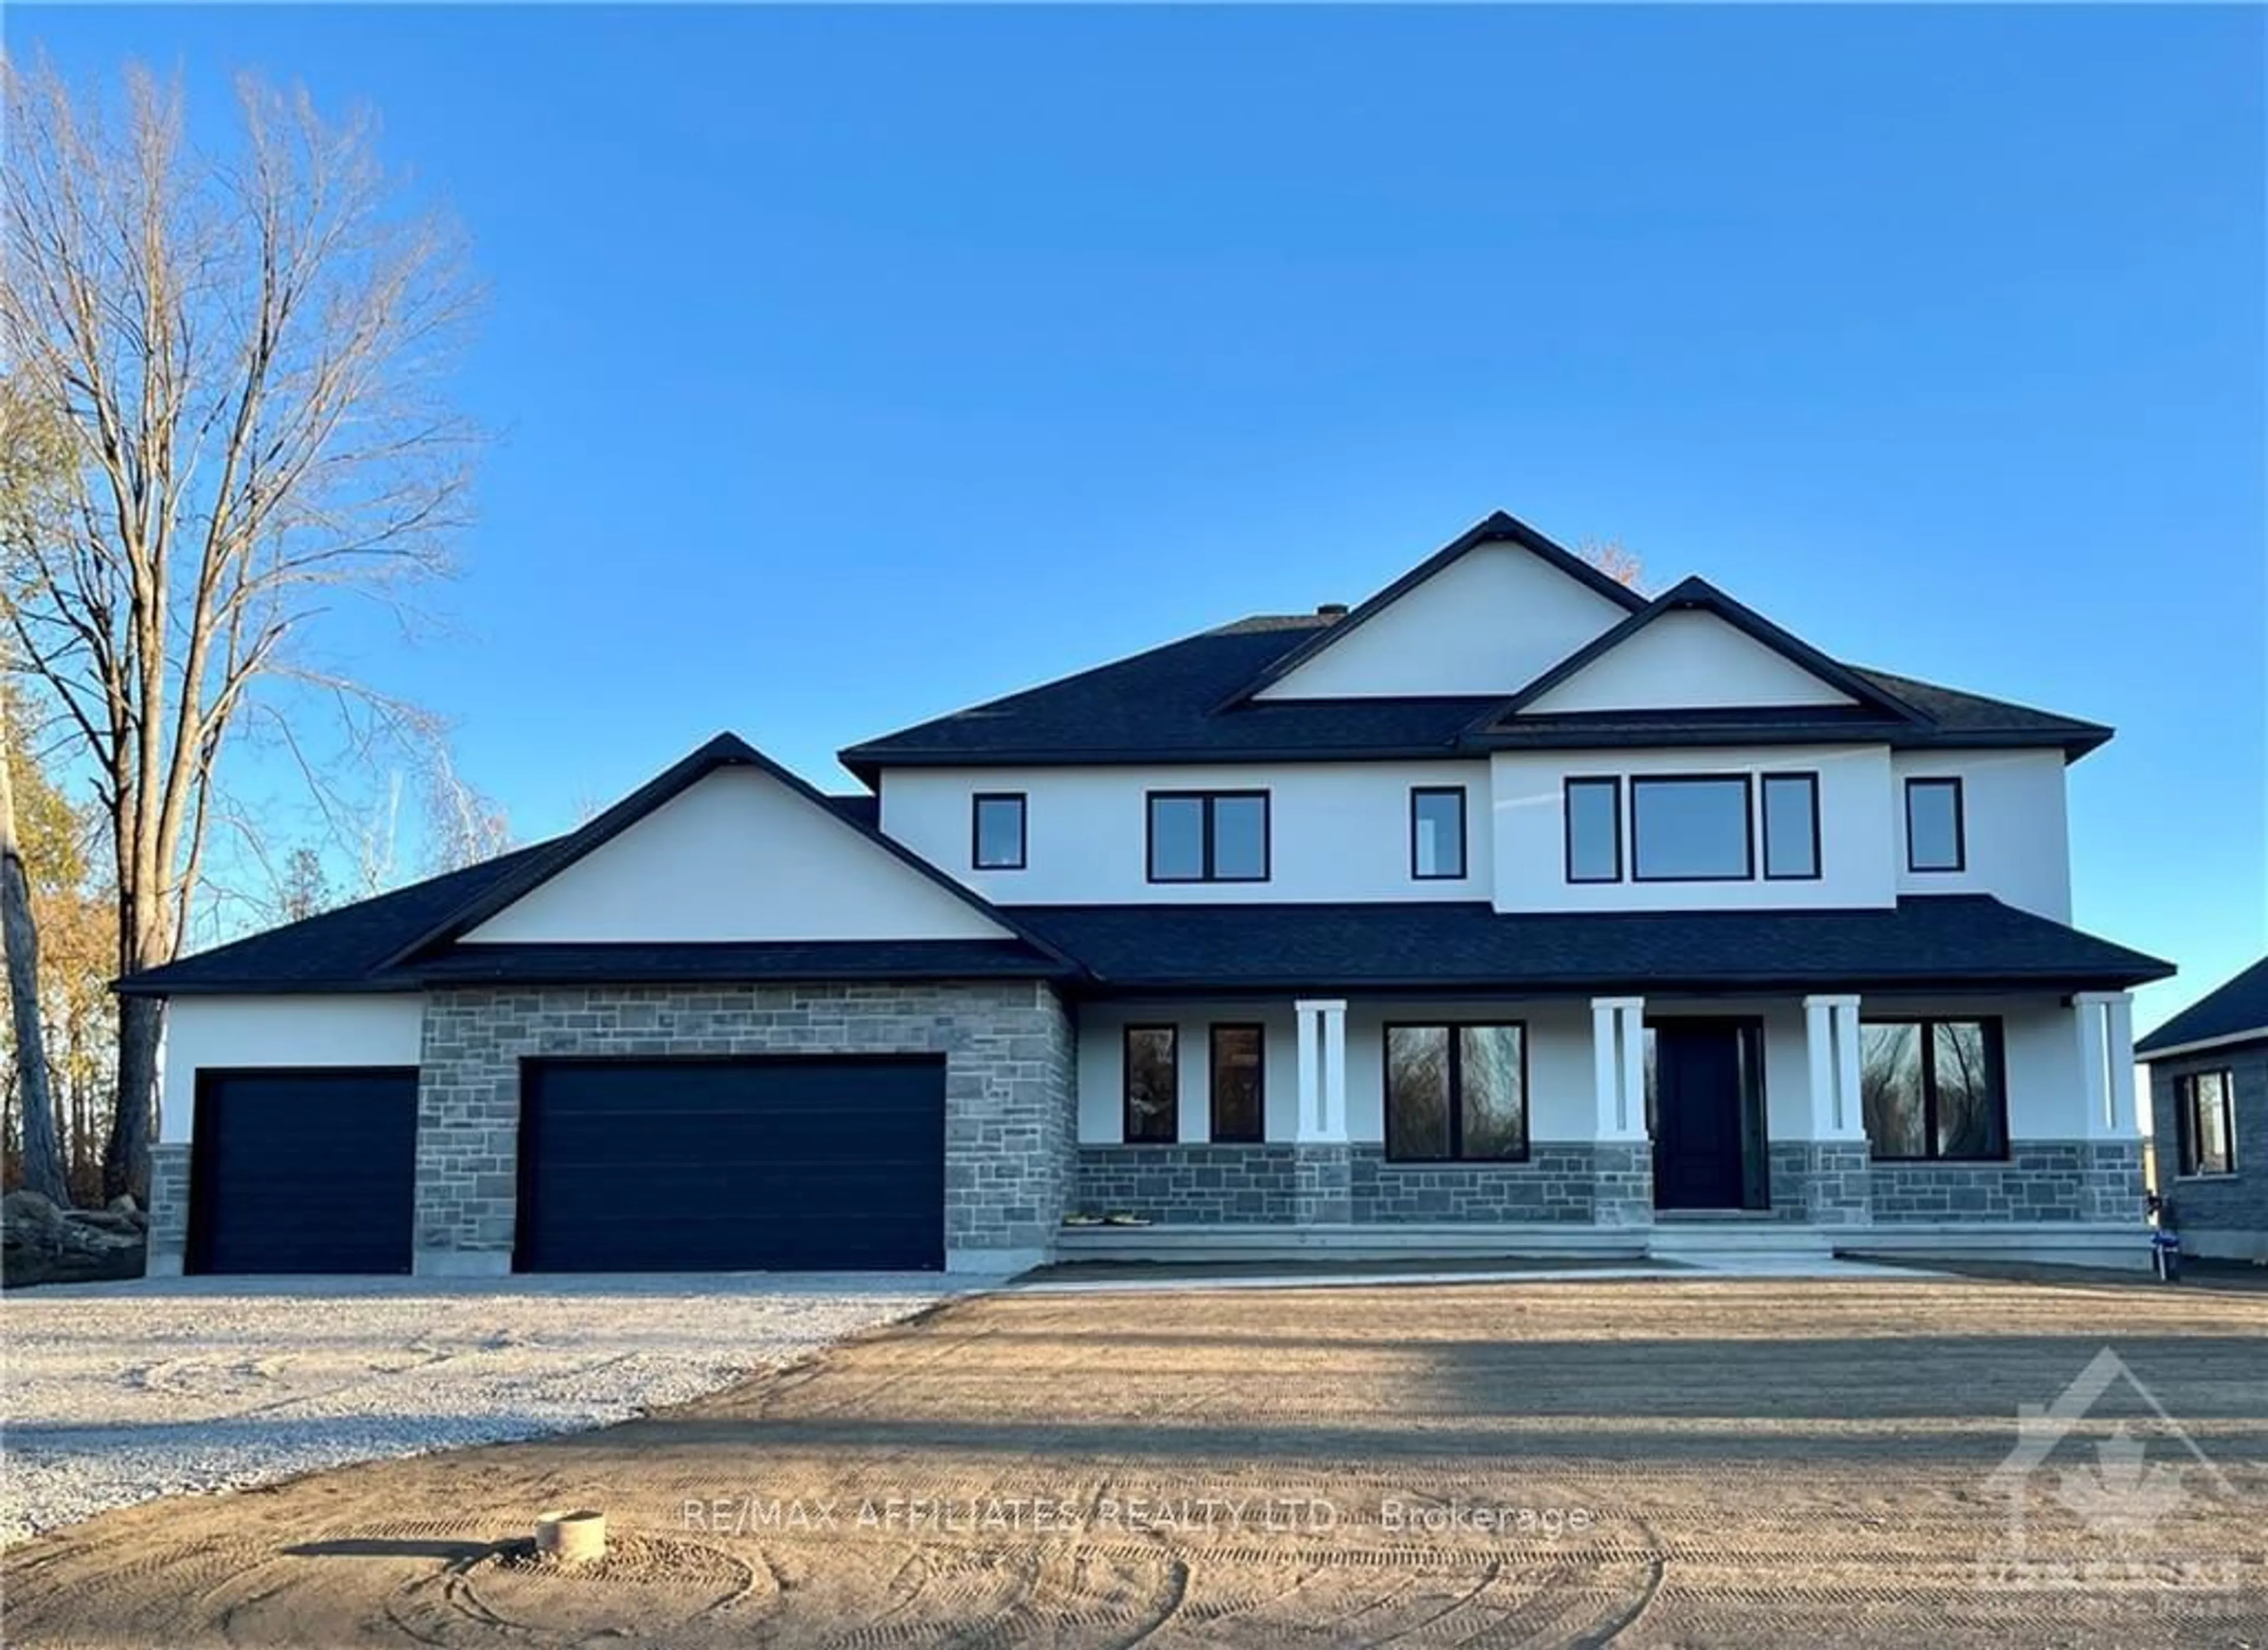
516 1056 946 1272
1651 1020 1762 1211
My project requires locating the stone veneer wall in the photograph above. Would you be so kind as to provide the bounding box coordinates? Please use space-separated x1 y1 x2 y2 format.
1350 1144 1602 1224
1076 1144 1299 1224
415 981 1075 1273
1767 1142 1873 1226
145 1142 193 1275
1869 1140 2140 1225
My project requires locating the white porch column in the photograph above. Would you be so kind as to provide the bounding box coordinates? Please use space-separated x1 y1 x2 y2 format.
1801 994 1867 1141
1294 999 1348 1143
1589 996 1648 1141
2074 990 2139 1139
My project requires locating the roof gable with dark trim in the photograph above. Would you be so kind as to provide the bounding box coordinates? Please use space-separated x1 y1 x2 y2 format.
1214 511 1649 712
1477 576 1931 732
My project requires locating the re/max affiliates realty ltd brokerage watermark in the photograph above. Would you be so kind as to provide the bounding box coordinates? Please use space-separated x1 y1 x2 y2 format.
682 1492 1599 1540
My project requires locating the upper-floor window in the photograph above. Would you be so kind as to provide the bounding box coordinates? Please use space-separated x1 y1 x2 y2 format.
1905 777 1965 873
1385 1023 1528 1162
1410 787 1467 881
1860 1018 2006 1160
2175 1069 2238 1178
1631 775 1754 882
1123 1025 1178 1143
1565 777 1622 883
1209 1024 1265 1143
1148 791 1269 883
971 792 1027 870
1761 773 1821 881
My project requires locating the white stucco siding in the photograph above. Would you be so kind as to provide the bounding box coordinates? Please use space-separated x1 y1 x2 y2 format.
882 761 1494 905
1520 609 1858 713
157 994 426 1144
1077 1002 1302 1144
1890 749 2072 921
1255 543 1631 700
467 768 1009 943
1488 744 1898 912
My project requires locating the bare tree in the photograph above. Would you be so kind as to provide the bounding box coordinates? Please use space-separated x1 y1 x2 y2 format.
1 60 478 1196
1578 538 1645 592
1 683 70 1202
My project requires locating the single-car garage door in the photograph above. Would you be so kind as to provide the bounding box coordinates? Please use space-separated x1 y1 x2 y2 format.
516 1056 946 1272
188 1068 419 1274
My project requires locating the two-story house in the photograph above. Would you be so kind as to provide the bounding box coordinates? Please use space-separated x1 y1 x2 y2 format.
126 512 2172 1277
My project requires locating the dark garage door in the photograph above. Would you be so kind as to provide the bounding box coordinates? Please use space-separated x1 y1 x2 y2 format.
516 1057 946 1272
188 1068 419 1274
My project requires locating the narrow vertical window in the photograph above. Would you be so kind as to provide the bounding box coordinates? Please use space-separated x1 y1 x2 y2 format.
1410 787 1467 881
2176 1070 2238 1176
1208 1025 1265 1143
1565 777 1622 883
1905 777 1965 873
1761 772 1821 881
1123 1026 1179 1143
971 793 1027 870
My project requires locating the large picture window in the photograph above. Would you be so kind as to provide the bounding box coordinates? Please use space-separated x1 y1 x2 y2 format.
1384 1023 1527 1162
1208 1025 1265 1143
2175 1069 2238 1178
1860 1018 2006 1160
1631 775 1754 882
1147 791 1270 883
1123 1026 1179 1143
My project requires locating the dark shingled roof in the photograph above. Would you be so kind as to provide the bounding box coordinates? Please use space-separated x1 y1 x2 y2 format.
2136 955 2268 1056
412 940 1063 986
840 618 2113 778
1009 896 2172 994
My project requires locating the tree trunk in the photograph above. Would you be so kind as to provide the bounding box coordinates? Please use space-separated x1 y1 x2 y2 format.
105 989 161 1202
0 712 70 1205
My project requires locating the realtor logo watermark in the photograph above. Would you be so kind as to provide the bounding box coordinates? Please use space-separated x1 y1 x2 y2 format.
683 1493 1597 1540
1977 1348 2242 1593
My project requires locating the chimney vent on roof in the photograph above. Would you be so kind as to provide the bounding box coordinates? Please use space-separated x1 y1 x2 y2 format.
1315 602 1350 621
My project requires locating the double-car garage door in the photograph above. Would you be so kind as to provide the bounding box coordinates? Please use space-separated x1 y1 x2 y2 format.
187 1056 946 1274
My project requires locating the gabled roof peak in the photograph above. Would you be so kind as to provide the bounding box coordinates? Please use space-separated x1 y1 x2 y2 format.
1479 573 1933 730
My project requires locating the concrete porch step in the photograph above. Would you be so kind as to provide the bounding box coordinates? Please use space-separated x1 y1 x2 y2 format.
1054 1222 1649 1264
1645 1222 1836 1258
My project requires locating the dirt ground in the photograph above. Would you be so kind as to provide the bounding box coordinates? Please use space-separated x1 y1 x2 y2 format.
4 1273 2263 1648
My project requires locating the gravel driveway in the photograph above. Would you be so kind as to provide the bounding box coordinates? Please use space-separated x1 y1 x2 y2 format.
0 1272 959 1545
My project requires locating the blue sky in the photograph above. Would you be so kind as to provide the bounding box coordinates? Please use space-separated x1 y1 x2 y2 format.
14 5 2265 1031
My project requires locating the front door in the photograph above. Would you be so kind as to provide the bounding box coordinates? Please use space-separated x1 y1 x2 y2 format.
1651 1019 1764 1211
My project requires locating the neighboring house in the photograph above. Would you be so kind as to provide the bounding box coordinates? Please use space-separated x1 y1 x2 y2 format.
2136 956 2268 1263
125 511 2172 1278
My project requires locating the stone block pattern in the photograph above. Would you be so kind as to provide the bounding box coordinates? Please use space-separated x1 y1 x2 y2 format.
146 1142 192 1269
1293 1144 1354 1225
415 982 1076 1267
1870 1140 2133 1224
1076 1145 1299 1224
1768 1142 1873 1226
1590 1143 1656 1228
2148 1048 2266 1238
1349 1144 1601 1224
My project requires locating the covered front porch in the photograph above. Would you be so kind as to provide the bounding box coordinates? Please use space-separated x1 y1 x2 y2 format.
1065 987 2149 1267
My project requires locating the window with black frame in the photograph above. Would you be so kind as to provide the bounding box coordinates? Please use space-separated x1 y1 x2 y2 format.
1859 1018 2007 1160
1123 1025 1178 1143
2175 1069 2238 1177
1209 1025 1265 1143
1384 1023 1527 1161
